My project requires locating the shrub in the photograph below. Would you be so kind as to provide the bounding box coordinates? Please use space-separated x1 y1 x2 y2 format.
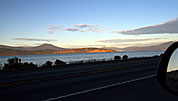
122 55 128 60
44 61 53 67
3 57 38 71
54 59 66 66
79 60 84 64
22 62 37 69
114 56 121 60
3 57 22 70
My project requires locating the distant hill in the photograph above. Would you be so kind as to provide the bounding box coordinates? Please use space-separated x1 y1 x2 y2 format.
0 43 65 51
105 41 174 51
0 45 117 56
27 43 66 51
0 41 174 56
0 45 26 51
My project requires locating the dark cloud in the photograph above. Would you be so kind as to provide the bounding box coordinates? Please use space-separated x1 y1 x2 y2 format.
12 38 57 42
98 38 162 43
114 18 178 35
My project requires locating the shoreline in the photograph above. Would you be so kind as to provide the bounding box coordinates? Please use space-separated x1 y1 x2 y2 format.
0 50 164 70
0 55 162 73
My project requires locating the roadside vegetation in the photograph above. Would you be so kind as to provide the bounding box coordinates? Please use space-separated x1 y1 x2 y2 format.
0 54 162 72
3 57 37 71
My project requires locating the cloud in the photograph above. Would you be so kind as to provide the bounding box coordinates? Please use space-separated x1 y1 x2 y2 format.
114 18 178 35
113 42 165 46
47 27 80 33
47 26 60 34
73 24 96 28
12 38 57 42
86 45 106 47
63 28 80 31
72 24 101 32
88 27 102 32
47 30 58 34
98 38 162 43
47 25 63 34
62 27 102 32
47 27 59 29
47 29 60 34
46 23 101 33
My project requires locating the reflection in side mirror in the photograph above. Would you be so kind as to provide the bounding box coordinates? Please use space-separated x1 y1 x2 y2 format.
157 42 178 96
167 48 178 91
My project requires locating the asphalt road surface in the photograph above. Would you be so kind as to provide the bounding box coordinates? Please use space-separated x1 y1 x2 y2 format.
0 58 178 101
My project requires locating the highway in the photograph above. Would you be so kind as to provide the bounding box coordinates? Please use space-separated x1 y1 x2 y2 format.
0 58 178 101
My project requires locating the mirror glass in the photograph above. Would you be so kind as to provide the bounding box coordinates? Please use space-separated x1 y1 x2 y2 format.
167 48 178 91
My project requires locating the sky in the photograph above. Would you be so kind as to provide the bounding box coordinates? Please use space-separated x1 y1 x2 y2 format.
0 0 178 48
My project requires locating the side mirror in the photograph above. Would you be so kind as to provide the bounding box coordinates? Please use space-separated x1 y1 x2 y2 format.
157 42 178 95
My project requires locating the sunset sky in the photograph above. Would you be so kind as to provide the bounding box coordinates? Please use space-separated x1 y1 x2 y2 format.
0 0 178 48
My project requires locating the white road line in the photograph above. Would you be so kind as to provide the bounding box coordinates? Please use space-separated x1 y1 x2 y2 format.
43 74 156 101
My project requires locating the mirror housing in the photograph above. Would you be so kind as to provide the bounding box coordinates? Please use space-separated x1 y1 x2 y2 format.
157 42 178 95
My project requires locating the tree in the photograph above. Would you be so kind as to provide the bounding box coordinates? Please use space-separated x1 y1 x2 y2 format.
54 59 66 66
114 56 121 60
122 55 128 60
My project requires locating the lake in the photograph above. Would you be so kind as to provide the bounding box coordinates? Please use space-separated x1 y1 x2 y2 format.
0 50 164 67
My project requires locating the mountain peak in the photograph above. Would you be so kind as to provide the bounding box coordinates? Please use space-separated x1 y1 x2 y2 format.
32 43 65 51
39 43 56 47
40 43 52 45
